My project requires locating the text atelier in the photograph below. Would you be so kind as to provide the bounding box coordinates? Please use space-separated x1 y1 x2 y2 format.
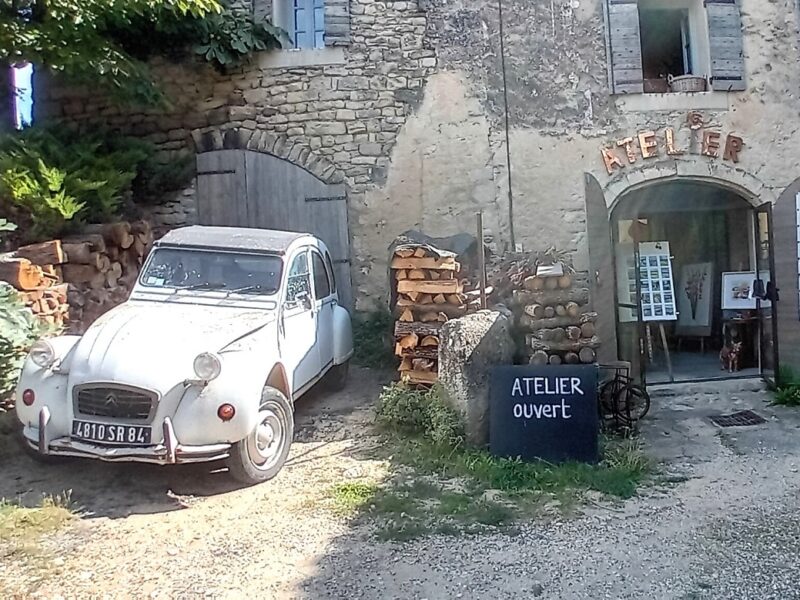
601 113 744 175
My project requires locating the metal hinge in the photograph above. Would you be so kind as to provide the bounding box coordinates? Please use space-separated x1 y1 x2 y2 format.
305 195 347 203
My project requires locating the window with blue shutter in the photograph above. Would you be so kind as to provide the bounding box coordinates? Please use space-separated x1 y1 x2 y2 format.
292 0 326 49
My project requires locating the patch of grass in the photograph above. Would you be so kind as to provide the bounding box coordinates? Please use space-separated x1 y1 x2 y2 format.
382 434 649 500
0 492 75 559
351 310 395 369
354 385 652 541
328 482 379 516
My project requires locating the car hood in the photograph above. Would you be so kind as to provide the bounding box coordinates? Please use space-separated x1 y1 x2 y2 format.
68 301 276 390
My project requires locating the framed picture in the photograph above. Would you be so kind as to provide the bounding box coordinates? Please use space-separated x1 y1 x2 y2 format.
721 271 757 310
676 262 713 337
638 242 678 323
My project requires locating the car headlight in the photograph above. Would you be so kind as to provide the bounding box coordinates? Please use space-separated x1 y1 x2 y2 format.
30 340 56 369
193 352 222 381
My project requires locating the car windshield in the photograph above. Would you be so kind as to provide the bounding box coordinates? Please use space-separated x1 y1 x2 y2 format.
139 248 283 295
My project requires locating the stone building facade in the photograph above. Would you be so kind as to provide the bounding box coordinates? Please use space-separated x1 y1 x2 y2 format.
34 0 800 379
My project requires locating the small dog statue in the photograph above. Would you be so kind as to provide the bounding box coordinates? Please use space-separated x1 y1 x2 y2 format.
720 341 743 373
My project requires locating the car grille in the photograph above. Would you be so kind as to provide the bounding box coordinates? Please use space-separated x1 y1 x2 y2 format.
74 386 156 421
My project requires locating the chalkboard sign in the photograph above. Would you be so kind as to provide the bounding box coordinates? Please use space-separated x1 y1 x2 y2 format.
490 365 599 463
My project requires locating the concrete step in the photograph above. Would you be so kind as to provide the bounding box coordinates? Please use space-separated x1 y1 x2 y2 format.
647 376 767 399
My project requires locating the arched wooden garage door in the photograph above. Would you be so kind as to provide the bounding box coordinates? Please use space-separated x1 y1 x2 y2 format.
196 149 353 310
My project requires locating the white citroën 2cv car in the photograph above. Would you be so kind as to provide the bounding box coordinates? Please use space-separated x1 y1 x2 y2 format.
15 226 353 484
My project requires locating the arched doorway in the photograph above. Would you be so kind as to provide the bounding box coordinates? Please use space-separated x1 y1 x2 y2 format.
608 180 778 385
195 147 353 310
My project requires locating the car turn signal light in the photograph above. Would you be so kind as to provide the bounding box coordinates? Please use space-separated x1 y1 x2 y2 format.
22 389 35 406
217 404 235 421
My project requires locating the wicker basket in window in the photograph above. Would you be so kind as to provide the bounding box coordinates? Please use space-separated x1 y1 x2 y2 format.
668 75 707 93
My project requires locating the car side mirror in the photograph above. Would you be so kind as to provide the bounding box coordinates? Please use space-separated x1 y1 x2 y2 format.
296 291 312 310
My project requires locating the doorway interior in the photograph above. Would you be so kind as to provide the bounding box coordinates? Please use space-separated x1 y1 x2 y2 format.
610 180 777 385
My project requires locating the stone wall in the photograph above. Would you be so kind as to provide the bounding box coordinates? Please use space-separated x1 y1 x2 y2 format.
33 0 800 310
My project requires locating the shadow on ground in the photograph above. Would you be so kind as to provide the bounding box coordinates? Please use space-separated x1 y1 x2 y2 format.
0 367 391 519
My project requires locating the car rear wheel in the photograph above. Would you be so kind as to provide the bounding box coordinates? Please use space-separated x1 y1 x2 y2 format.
227 387 293 485
326 360 350 392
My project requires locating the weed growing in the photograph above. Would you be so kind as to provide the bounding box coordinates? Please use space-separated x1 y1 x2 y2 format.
774 366 800 406
0 492 75 559
346 383 652 540
351 311 395 369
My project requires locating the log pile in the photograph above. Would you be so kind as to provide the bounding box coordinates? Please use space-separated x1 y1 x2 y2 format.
512 271 600 365
0 221 154 332
391 245 481 385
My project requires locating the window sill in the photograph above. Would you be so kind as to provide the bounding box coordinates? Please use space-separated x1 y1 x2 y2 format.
257 48 346 69
614 91 730 112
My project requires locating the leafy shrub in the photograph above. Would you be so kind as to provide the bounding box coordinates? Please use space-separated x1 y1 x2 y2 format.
0 127 193 242
376 384 464 448
352 310 395 369
0 284 47 399
105 6 284 72
773 365 800 407
191 10 284 67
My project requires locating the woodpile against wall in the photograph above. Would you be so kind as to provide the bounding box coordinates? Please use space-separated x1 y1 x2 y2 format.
390 244 481 385
488 249 601 366
0 221 154 332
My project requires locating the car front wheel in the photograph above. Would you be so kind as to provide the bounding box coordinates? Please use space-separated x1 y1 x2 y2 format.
226 387 293 485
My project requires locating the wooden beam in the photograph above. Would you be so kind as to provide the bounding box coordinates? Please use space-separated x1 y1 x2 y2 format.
397 279 462 295
390 257 459 271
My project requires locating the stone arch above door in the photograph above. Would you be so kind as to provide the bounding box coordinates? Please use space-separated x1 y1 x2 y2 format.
602 159 776 212
190 126 346 185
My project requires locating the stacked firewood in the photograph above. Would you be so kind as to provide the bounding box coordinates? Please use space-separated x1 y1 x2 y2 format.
512 272 600 365
0 221 153 332
391 245 480 385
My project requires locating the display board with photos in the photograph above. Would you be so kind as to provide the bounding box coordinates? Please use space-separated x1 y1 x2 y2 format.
638 242 678 322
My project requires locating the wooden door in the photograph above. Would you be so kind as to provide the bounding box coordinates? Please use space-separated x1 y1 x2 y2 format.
754 202 780 386
584 174 619 366
196 150 353 310
773 179 800 375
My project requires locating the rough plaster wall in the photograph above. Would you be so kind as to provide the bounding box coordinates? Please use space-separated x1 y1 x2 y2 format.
356 71 506 305
32 0 800 309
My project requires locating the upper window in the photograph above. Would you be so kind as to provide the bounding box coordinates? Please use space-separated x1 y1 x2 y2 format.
311 251 332 299
272 0 325 49
640 7 691 82
605 0 745 95
293 0 326 49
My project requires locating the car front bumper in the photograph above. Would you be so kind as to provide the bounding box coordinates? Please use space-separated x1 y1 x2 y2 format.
23 407 232 465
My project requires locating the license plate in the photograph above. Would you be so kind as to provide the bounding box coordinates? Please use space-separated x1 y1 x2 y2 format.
71 420 151 446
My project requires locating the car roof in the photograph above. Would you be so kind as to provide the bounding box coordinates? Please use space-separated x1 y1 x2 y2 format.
155 226 316 255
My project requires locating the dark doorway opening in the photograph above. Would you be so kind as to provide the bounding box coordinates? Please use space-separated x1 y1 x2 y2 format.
610 181 777 385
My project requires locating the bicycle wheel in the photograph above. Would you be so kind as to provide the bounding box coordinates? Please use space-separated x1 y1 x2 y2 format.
614 384 651 425
598 379 619 418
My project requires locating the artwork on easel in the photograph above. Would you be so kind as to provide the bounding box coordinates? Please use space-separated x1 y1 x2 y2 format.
676 262 713 336
638 242 678 322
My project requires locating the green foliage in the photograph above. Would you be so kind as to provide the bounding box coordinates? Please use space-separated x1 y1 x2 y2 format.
1 1 282 105
0 126 191 241
190 10 284 67
774 365 800 406
0 1 222 104
376 383 465 448
352 310 396 369
0 219 17 233
0 283 47 399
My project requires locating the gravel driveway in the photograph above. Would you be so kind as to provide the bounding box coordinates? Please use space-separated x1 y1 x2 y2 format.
1 372 799 599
